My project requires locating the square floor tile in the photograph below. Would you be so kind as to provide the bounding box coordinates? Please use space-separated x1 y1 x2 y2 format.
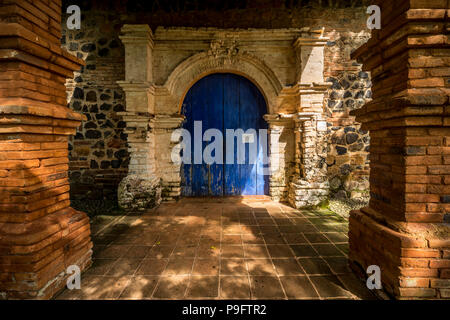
221 245 245 258
119 276 159 299
303 233 331 244
250 276 285 299
146 245 175 259
124 246 152 259
273 218 294 226
323 232 348 243
240 218 257 226
163 258 195 276
309 275 353 299
192 258 220 276
335 243 349 255
136 259 169 276
172 245 198 258
244 245 270 258
158 234 180 245
312 244 344 257
324 257 351 274
223 225 242 235
246 259 276 275
279 276 319 299
263 233 287 244
81 275 131 299
85 259 116 276
197 244 220 258
337 274 377 300
177 235 201 246
106 258 142 276
290 244 319 257
220 276 251 299
186 276 219 298
222 235 242 245
241 225 261 235
266 245 294 258
272 258 305 275
259 226 279 234
139 234 160 246
242 233 265 244
257 218 276 226
298 257 333 275
153 276 189 299
282 233 308 244
95 245 130 259
221 259 248 275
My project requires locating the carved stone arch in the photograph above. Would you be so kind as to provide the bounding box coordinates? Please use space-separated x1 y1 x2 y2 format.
164 51 283 114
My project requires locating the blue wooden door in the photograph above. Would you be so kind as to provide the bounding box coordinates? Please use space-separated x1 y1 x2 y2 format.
181 73 268 196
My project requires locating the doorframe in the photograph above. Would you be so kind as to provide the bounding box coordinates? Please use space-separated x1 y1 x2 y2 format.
180 72 270 197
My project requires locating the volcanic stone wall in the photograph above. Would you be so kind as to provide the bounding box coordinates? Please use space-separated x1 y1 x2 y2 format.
63 14 128 201
61 3 371 202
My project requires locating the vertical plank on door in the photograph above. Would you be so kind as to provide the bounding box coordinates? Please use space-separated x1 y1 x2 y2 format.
239 76 257 195
206 75 224 196
223 74 240 195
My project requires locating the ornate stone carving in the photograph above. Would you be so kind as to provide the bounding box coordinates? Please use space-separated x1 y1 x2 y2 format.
208 38 239 64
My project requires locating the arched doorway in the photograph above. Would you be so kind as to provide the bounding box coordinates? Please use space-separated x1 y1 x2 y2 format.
181 73 269 196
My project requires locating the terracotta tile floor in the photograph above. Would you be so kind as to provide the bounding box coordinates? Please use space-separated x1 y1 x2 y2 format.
56 198 377 300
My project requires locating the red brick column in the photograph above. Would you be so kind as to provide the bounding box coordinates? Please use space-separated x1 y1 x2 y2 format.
349 0 450 299
0 1 92 299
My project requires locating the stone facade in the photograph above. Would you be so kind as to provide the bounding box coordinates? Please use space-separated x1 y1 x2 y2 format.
116 25 334 209
0 0 92 299
62 6 371 206
349 0 450 299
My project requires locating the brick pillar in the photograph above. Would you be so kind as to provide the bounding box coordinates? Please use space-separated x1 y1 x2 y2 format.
349 0 450 299
0 1 92 299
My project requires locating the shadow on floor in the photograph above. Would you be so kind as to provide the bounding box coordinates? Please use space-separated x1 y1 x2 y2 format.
56 197 378 300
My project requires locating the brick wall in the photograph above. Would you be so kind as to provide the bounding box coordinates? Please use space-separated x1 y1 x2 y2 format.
62 3 371 202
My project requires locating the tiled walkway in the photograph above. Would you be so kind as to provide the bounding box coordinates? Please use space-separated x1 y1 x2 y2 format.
56 198 377 300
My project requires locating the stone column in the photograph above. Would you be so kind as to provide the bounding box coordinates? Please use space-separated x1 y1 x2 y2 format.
349 0 449 299
0 1 92 299
289 32 330 208
264 114 294 202
151 115 185 201
117 25 161 211
289 113 329 208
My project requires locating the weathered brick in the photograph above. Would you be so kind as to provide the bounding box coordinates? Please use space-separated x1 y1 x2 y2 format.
401 248 440 258
399 277 430 288
398 287 436 298
429 260 450 269
430 279 450 288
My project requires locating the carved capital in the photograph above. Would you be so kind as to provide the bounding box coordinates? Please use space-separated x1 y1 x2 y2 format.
149 114 185 130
